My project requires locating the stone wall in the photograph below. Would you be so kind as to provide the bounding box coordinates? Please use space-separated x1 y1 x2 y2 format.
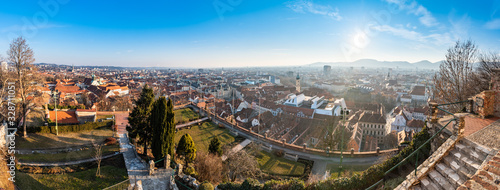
473 91 495 118
491 69 500 117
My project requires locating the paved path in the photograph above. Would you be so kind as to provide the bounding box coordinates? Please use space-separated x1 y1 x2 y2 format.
176 117 209 129
18 152 121 166
115 113 174 190
222 139 252 161
467 120 500 149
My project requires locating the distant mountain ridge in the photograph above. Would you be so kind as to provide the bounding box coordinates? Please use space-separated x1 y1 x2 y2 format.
309 59 442 69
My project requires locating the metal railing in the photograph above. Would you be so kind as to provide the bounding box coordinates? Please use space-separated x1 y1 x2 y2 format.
366 100 470 190
102 178 130 190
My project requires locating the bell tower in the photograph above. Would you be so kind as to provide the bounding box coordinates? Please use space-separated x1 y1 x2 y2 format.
296 73 301 92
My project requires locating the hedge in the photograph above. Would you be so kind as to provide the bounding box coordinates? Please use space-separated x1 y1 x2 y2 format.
25 121 113 134
217 124 432 190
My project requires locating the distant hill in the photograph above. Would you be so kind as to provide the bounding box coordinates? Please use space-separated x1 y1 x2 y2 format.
309 59 442 69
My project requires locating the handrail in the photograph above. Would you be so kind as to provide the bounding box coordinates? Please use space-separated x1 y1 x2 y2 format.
437 107 455 117
154 157 165 164
436 100 470 106
366 118 457 190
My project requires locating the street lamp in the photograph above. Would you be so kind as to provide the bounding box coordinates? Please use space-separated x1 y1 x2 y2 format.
338 107 347 177
51 90 59 136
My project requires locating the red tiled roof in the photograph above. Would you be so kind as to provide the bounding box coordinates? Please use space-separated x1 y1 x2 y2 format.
49 110 79 124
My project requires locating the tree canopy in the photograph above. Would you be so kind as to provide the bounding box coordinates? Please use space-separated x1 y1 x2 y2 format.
177 133 197 164
208 136 223 156
127 84 154 155
150 97 175 161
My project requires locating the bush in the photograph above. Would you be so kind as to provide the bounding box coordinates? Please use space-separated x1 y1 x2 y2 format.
184 166 197 176
199 181 214 190
274 150 285 157
241 178 262 190
104 137 117 145
25 121 112 134
263 179 305 190
217 182 241 190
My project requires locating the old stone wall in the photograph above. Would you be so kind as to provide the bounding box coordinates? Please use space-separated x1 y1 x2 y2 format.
473 91 495 118
491 69 500 117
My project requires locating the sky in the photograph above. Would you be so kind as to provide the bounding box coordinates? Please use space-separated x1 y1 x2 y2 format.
0 0 499 68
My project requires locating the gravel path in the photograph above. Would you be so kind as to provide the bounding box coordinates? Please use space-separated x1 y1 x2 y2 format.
467 120 500 149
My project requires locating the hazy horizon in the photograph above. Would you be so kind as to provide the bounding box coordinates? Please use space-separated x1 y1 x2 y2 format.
1 0 499 67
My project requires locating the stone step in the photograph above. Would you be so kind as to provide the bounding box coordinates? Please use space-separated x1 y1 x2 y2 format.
455 143 487 163
449 150 481 174
428 170 454 190
413 185 423 190
443 155 474 180
460 139 493 157
420 177 441 190
435 163 465 188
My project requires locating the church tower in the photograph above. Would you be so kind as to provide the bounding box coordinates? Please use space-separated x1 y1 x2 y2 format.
296 73 301 92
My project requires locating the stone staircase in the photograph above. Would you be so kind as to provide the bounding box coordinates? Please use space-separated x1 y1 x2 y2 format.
411 138 495 190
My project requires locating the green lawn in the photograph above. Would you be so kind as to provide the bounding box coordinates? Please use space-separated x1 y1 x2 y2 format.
326 163 371 179
17 144 120 163
15 165 128 190
174 108 200 124
255 151 305 176
174 122 235 154
16 129 114 149
97 115 114 120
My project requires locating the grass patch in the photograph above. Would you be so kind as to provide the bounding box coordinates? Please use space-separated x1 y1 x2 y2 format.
326 163 371 179
174 108 200 124
15 165 128 190
17 144 120 163
174 122 235 154
16 129 114 150
255 151 305 176
96 115 114 120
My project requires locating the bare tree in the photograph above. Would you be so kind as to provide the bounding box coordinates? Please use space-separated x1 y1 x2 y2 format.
433 40 479 112
476 51 500 91
195 151 224 184
224 149 260 182
7 37 36 137
93 140 103 177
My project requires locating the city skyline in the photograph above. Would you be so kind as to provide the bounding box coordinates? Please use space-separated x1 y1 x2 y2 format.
1 0 499 68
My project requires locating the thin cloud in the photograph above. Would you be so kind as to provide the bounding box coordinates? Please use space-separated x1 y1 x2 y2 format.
1 24 69 33
485 18 500 29
286 0 342 21
384 0 438 27
373 25 453 46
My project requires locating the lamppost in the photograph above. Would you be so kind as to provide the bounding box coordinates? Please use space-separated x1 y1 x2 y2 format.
338 107 347 177
51 90 59 136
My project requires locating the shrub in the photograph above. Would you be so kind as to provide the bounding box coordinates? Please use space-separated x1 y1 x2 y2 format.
184 166 197 176
274 150 285 157
241 178 262 190
64 167 75 173
104 137 117 145
25 121 112 134
263 179 305 190
217 182 241 190
47 167 65 174
32 167 43 174
199 181 214 190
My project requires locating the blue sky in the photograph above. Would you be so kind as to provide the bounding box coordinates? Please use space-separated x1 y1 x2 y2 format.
1 0 499 68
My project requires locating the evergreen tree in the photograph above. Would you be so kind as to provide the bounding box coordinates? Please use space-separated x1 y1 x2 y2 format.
150 97 176 161
127 84 154 155
208 136 222 156
177 133 197 164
